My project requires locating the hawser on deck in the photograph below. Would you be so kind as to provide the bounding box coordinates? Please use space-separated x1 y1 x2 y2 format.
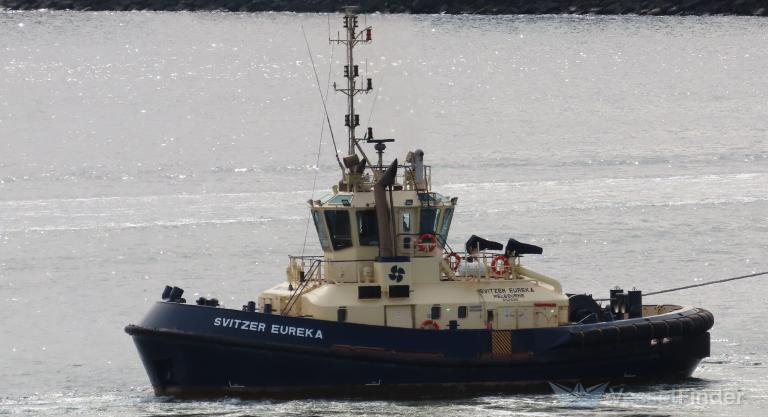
126 7 714 399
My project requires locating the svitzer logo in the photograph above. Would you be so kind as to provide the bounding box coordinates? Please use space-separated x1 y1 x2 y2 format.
389 265 405 282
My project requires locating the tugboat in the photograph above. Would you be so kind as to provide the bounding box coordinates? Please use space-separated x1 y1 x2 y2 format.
125 7 713 399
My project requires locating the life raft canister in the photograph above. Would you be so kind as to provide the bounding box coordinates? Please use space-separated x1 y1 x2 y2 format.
420 319 440 330
416 233 437 253
491 255 510 277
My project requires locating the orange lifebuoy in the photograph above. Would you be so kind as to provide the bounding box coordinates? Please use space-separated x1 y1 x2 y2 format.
420 319 440 330
490 255 510 277
416 233 437 253
445 252 461 272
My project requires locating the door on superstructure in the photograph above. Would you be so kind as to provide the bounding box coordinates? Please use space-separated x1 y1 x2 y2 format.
486 309 499 329
516 307 534 329
397 209 417 255
385 305 414 328
498 307 517 329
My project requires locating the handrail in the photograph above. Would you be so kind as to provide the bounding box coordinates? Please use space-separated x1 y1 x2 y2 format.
516 266 563 294
442 251 563 293
576 312 597 324
397 164 431 191
393 232 447 258
288 255 375 264
286 256 379 287
282 258 322 315
446 252 495 280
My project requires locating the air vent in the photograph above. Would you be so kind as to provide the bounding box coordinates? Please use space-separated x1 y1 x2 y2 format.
358 285 382 299
388 285 410 298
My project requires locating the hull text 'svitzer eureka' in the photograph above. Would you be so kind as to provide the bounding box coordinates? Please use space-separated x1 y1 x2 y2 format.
125 7 713 399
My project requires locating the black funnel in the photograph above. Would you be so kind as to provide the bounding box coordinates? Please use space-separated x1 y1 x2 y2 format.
505 239 543 257
374 159 398 258
465 235 503 253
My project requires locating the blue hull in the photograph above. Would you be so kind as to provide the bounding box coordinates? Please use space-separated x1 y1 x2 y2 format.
126 302 712 398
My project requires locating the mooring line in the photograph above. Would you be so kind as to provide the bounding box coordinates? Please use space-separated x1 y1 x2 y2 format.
593 271 768 300
643 270 768 296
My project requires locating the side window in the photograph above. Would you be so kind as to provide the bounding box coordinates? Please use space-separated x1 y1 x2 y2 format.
437 208 453 246
401 211 411 233
458 305 467 319
356 210 379 246
312 210 331 251
419 208 441 234
324 210 353 250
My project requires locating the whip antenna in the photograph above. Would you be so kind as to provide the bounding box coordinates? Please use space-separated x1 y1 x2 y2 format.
300 39 336 257
301 24 345 174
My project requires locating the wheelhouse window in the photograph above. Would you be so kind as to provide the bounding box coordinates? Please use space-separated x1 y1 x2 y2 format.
312 210 331 251
437 208 454 246
356 210 379 246
324 210 353 250
327 194 352 205
419 208 441 234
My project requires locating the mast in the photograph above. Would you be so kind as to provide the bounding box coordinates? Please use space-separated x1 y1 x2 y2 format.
331 6 373 166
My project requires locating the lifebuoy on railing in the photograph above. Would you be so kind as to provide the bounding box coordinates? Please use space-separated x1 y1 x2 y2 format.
416 233 437 253
445 252 461 272
491 255 510 277
420 319 440 330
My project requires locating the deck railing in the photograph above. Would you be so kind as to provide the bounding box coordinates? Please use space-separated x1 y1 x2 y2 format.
440 252 562 293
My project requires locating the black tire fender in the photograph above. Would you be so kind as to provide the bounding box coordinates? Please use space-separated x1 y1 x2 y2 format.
651 321 669 338
635 321 653 339
679 317 695 334
666 319 683 337
618 324 639 341
601 326 620 343
583 328 603 345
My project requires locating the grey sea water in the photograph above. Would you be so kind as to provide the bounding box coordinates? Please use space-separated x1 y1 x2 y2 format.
1 10 767 417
